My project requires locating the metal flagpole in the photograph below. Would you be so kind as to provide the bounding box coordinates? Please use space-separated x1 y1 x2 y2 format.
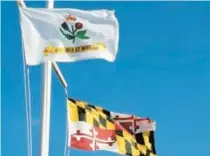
39 63 52 156
39 0 54 156
18 1 69 155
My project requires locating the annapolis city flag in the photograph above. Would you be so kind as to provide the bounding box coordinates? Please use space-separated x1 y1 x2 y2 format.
19 7 119 65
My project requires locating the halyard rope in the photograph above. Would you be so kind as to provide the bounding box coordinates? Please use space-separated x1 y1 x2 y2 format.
21 43 33 156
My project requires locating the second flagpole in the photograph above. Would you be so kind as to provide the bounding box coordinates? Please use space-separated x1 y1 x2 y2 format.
39 1 54 156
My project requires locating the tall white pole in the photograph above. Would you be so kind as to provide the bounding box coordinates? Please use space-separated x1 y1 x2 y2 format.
39 61 52 156
39 0 54 156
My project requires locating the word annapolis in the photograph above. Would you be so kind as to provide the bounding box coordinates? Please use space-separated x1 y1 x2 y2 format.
43 43 106 56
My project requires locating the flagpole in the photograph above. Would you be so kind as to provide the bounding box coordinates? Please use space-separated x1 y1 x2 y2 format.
39 0 54 156
18 2 68 156
39 60 52 156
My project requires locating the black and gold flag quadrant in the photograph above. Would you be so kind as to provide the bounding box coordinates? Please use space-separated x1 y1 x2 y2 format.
68 98 115 130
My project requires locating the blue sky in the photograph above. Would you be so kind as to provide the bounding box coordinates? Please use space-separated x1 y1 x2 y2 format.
2 1 210 156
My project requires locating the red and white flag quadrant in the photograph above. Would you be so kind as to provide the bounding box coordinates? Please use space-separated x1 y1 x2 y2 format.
111 113 156 134
69 122 118 153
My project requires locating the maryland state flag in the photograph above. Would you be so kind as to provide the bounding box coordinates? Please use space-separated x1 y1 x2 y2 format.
67 98 157 156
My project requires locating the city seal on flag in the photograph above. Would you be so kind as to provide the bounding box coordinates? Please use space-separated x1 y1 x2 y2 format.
59 14 90 43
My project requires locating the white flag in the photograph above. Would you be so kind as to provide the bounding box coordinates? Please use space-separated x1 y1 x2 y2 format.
19 7 119 65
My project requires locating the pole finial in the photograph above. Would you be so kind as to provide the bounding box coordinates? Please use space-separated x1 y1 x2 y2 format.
17 0 26 8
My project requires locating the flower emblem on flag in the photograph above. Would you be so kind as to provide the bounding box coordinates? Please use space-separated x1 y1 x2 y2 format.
59 14 90 43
